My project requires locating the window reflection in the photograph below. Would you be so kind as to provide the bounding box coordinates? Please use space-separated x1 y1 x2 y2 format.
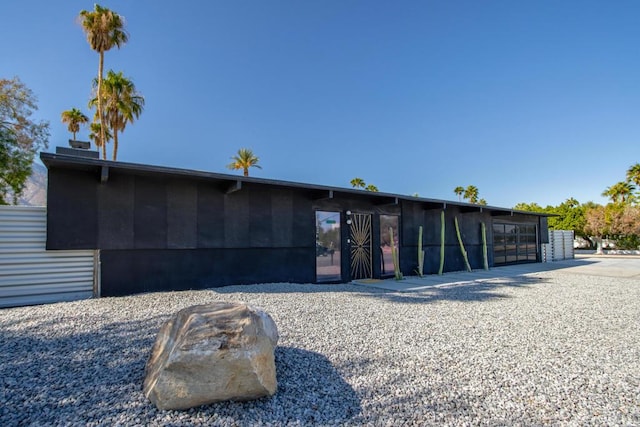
316 211 341 281
493 222 538 265
380 215 399 276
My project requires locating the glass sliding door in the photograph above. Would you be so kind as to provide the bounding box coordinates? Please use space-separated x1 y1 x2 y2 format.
380 215 399 276
493 222 538 265
316 211 341 281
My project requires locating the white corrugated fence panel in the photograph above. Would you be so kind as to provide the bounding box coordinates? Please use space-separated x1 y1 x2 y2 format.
546 229 575 262
552 230 564 261
0 205 96 308
541 243 552 262
563 230 575 259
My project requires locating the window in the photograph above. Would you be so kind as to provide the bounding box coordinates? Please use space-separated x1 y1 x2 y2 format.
316 211 341 281
493 222 538 265
380 215 399 276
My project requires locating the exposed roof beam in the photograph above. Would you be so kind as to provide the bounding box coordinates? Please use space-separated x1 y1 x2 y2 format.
422 201 446 210
374 196 398 206
100 166 109 183
491 210 514 217
226 180 242 194
313 190 333 201
460 205 484 214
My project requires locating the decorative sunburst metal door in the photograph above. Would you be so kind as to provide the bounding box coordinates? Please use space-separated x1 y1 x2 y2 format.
350 213 372 279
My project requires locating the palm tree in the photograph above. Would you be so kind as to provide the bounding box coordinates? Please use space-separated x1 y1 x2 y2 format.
564 197 580 208
61 108 89 140
626 163 640 187
602 181 635 204
88 121 112 158
350 178 366 189
463 185 479 204
227 148 262 177
79 4 128 156
453 186 464 201
478 198 487 206
365 184 379 192
90 70 144 160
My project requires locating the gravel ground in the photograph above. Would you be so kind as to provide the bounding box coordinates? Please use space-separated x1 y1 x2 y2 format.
1 270 639 426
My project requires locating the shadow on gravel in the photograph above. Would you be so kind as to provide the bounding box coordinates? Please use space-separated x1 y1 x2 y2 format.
0 315 164 425
210 275 552 305
0 317 360 425
181 347 362 425
364 276 553 304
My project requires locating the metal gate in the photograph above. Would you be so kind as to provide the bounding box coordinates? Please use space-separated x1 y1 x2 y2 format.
0 206 97 308
349 213 372 280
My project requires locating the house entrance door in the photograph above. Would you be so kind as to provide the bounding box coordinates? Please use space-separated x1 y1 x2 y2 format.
349 213 372 280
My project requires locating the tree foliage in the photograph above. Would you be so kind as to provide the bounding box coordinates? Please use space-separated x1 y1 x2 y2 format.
516 163 640 249
350 177 378 191
626 163 640 187
0 77 49 204
61 108 89 140
79 4 128 159
454 185 484 204
90 70 144 160
88 121 112 158
602 181 635 204
350 177 365 189
463 185 479 204
226 148 261 177
453 186 464 201
515 198 589 238
513 202 545 213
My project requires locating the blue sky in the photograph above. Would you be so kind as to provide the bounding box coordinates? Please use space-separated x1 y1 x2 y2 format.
3 1 639 208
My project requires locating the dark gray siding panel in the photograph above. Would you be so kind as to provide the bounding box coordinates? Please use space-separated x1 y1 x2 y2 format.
167 179 198 249
100 248 314 297
400 201 423 245
271 189 293 247
97 170 134 249
196 182 225 247
224 192 250 247
292 195 314 247
46 168 98 249
540 216 549 243
249 188 272 247
134 176 167 248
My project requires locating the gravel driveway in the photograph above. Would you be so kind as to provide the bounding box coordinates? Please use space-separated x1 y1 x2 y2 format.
1 263 639 425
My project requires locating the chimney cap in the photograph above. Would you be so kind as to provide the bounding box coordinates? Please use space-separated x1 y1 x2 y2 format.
69 139 90 150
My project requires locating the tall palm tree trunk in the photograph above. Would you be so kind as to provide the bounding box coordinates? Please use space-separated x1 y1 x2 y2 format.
243 168 248 177
97 52 106 160
112 129 119 161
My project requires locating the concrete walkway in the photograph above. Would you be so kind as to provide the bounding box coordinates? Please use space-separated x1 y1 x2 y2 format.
352 256 640 292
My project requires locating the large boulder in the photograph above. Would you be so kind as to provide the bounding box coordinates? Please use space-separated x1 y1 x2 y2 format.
143 302 279 410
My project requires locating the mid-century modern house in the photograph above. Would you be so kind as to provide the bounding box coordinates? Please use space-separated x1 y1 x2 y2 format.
41 148 550 297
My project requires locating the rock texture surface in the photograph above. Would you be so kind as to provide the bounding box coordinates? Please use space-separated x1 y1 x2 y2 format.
2 260 640 425
143 302 279 410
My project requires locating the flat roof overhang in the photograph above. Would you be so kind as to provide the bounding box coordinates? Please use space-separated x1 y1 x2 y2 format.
40 151 552 218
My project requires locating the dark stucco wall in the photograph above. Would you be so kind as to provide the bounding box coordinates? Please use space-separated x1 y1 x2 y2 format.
44 157 549 296
48 168 313 251
46 166 317 296
100 248 313 296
